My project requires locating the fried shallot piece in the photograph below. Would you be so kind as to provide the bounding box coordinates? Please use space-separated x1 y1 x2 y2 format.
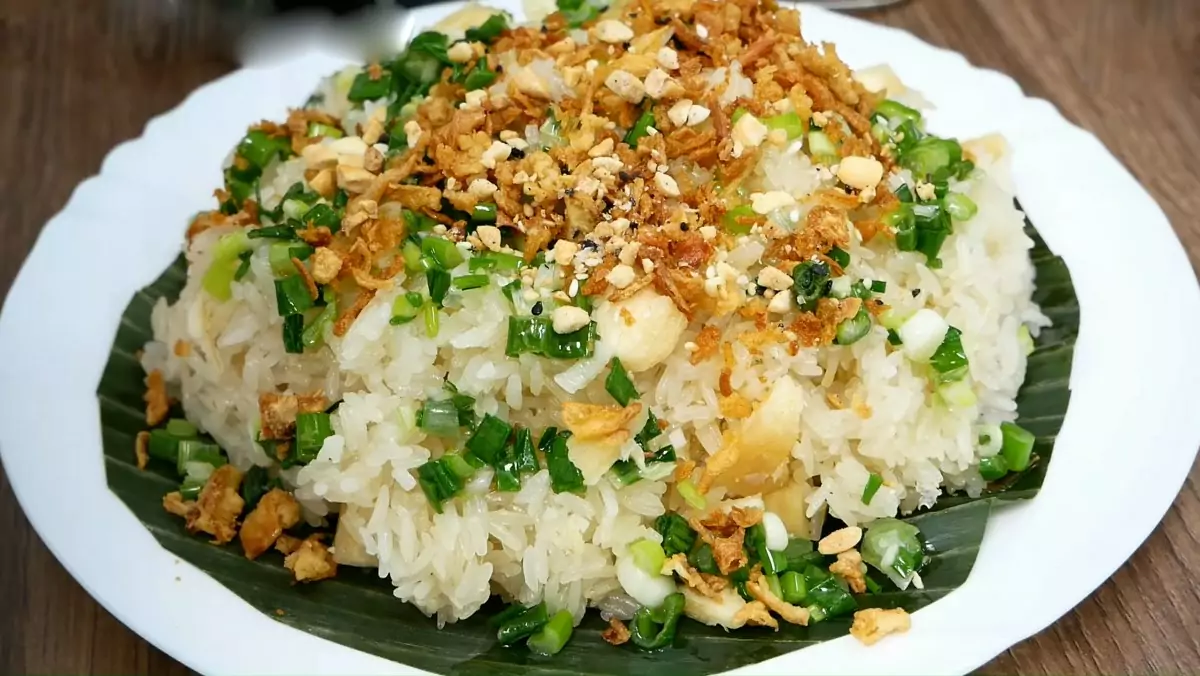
239 488 302 560
284 534 338 583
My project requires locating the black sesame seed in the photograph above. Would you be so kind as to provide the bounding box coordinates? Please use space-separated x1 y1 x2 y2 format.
531 301 543 316
565 188 575 197
619 171 633 182
680 223 689 232
582 240 599 250
911 288 921 297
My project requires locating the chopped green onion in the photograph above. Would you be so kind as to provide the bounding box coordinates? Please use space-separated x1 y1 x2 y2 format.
494 444 522 492
302 298 337 349
807 603 828 623
347 69 394 103
496 602 549 646
654 513 696 557
807 130 838 162
900 137 965 181
944 192 978 221
781 570 807 604
240 465 279 511
424 303 440 337
747 523 787 575
390 291 424 325
835 307 871 345
862 472 884 504
874 99 922 125
421 236 465 270
427 269 452 306
764 111 806 139
828 246 851 268
147 429 180 462
556 0 604 28
688 543 719 575
502 279 521 304
1000 422 1035 471
538 427 558 452
275 277 314 316
281 314 305 353
930 326 969 382
803 565 858 619
894 184 914 203
471 202 498 224
630 593 685 651
402 239 425 273
295 412 333 464
247 225 297 240
441 453 476 482
464 13 508 43
418 399 462 436
1018 325 1035 356
306 121 344 139
979 454 1009 481
937 379 976 408
179 476 206 501
237 129 290 169
791 260 831 308
527 609 574 657
269 242 312 277
417 457 466 513
513 427 540 474
233 251 253 282
887 329 903 345
505 317 596 360
604 357 639 406
766 574 784 600
860 519 925 588
676 478 706 510
166 419 198 438
301 203 341 232
462 64 497 91
629 539 668 575
545 432 584 493
625 108 656 147
869 280 887 293
465 414 512 465
402 209 438 233
469 251 523 272
202 258 242 301
609 460 643 486
452 273 490 290
722 204 757 235
175 439 225 477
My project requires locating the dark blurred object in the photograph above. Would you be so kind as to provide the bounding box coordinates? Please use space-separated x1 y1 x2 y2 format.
218 0 907 16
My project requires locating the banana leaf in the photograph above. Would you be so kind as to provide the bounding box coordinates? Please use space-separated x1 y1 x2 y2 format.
98 209 1077 674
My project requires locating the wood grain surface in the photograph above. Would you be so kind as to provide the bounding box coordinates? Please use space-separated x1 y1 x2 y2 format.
1 0 1197 673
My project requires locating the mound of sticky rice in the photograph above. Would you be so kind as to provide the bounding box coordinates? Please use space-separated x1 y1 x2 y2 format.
142 0 1045 626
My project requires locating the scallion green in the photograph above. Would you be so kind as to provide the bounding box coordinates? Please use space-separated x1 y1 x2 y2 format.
464 414 512 465
281 314 305 354
526 609 574 657
1000 421 1035 471
604 357 639 406
625 108 656 147
835 307 871 345
275 277 314 316
452 273 490 290
496 602 549 646
862 472 884 504
654 513 696 557
545 432 584 493
629 593 685 651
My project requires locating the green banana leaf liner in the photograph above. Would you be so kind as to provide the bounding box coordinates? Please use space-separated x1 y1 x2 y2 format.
98 208 1078 675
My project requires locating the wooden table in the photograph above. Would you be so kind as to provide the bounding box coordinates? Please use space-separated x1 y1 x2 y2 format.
1 0 1198 672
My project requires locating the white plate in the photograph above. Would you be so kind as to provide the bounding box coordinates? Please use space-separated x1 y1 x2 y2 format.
2 2 1198 674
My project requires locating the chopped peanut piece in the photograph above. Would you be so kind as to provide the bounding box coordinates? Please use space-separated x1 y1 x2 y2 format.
818 526 863 555
184 465 245 545
310 247 343 284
